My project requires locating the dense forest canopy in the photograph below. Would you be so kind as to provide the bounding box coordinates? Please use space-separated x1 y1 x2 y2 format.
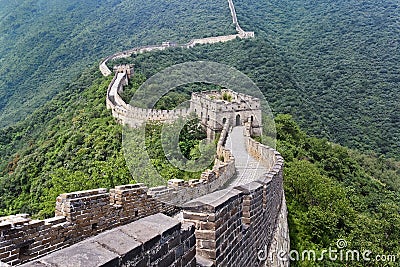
0 0 234 128
235 0 400 158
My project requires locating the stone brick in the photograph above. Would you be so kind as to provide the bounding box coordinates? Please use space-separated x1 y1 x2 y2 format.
182 247 196 266
157 251 175 266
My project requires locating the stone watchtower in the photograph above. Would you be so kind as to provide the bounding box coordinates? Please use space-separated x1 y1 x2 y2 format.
190 89 262 140
113 64 134 79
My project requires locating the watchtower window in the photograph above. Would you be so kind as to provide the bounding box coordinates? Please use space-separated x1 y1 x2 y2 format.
251 116 254 122
207 115 210 121
236 114 241 126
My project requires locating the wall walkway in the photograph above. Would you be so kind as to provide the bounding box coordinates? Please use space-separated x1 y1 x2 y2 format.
225 126 269 187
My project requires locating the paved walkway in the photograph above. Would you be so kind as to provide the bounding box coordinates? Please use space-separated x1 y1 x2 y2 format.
224 126 269 187
175 126 269 219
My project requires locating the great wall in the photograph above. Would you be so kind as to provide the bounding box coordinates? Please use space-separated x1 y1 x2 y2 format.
99 0 254 77
0 1 289 266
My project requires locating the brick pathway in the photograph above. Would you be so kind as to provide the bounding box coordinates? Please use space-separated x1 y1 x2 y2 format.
224 126 269 187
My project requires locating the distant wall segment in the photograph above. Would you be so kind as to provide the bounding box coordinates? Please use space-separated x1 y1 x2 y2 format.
99 0 255 78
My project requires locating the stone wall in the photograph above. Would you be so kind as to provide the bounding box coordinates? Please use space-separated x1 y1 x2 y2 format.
0 124 238 266
147 122 235 206
190 90 262 134
0 179 233 266
0 128 289 267
19 214 196 267
105 70 190 127
99 0 255 77
106 70 263 139
181 136 289 267
266 196 290 267
0 185 178 265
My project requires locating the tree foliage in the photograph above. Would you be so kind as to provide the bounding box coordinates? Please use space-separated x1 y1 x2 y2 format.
0 0 235 128
276 114 400 266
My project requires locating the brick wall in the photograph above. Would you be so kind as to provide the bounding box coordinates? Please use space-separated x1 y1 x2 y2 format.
181 131 289 267
0 124 236 266
0 185 180 266
0 134 288 267
19 214 196 267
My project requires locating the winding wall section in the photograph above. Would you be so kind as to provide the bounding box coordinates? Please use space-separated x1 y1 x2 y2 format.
0 1 289 266
99 0 254 77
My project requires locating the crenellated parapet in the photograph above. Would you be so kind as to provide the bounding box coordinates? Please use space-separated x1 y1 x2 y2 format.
0 185 179 265
105 67 263 140
190 89 263 139
105 68 190 127
0 123 238 265
18 214 197 267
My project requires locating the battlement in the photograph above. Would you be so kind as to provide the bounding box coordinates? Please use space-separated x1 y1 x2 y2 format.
105 67 263 140
180 125 288 266
0 123 288 266
18 214 196 267
191 89 261 111
113 64 134 79
190 89 263 140
0 123 238 266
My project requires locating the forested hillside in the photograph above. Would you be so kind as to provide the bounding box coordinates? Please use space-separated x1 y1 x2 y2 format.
1 39 399 261
1 0 398 157
0 0 234 128
234 0 400 159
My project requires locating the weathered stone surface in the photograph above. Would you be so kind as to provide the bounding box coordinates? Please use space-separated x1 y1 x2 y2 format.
234 181 263 194
181 126 288 267
18 213 196 267
92 229 142 261
183 189 242 213
22 241 119 267
196 255 215 267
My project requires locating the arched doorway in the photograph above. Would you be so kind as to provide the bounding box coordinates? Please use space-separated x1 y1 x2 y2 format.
222 118 227 124
236 114 241 126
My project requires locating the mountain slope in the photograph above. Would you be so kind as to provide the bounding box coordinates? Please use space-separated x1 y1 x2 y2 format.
235 0 400 158
0 0 234 128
